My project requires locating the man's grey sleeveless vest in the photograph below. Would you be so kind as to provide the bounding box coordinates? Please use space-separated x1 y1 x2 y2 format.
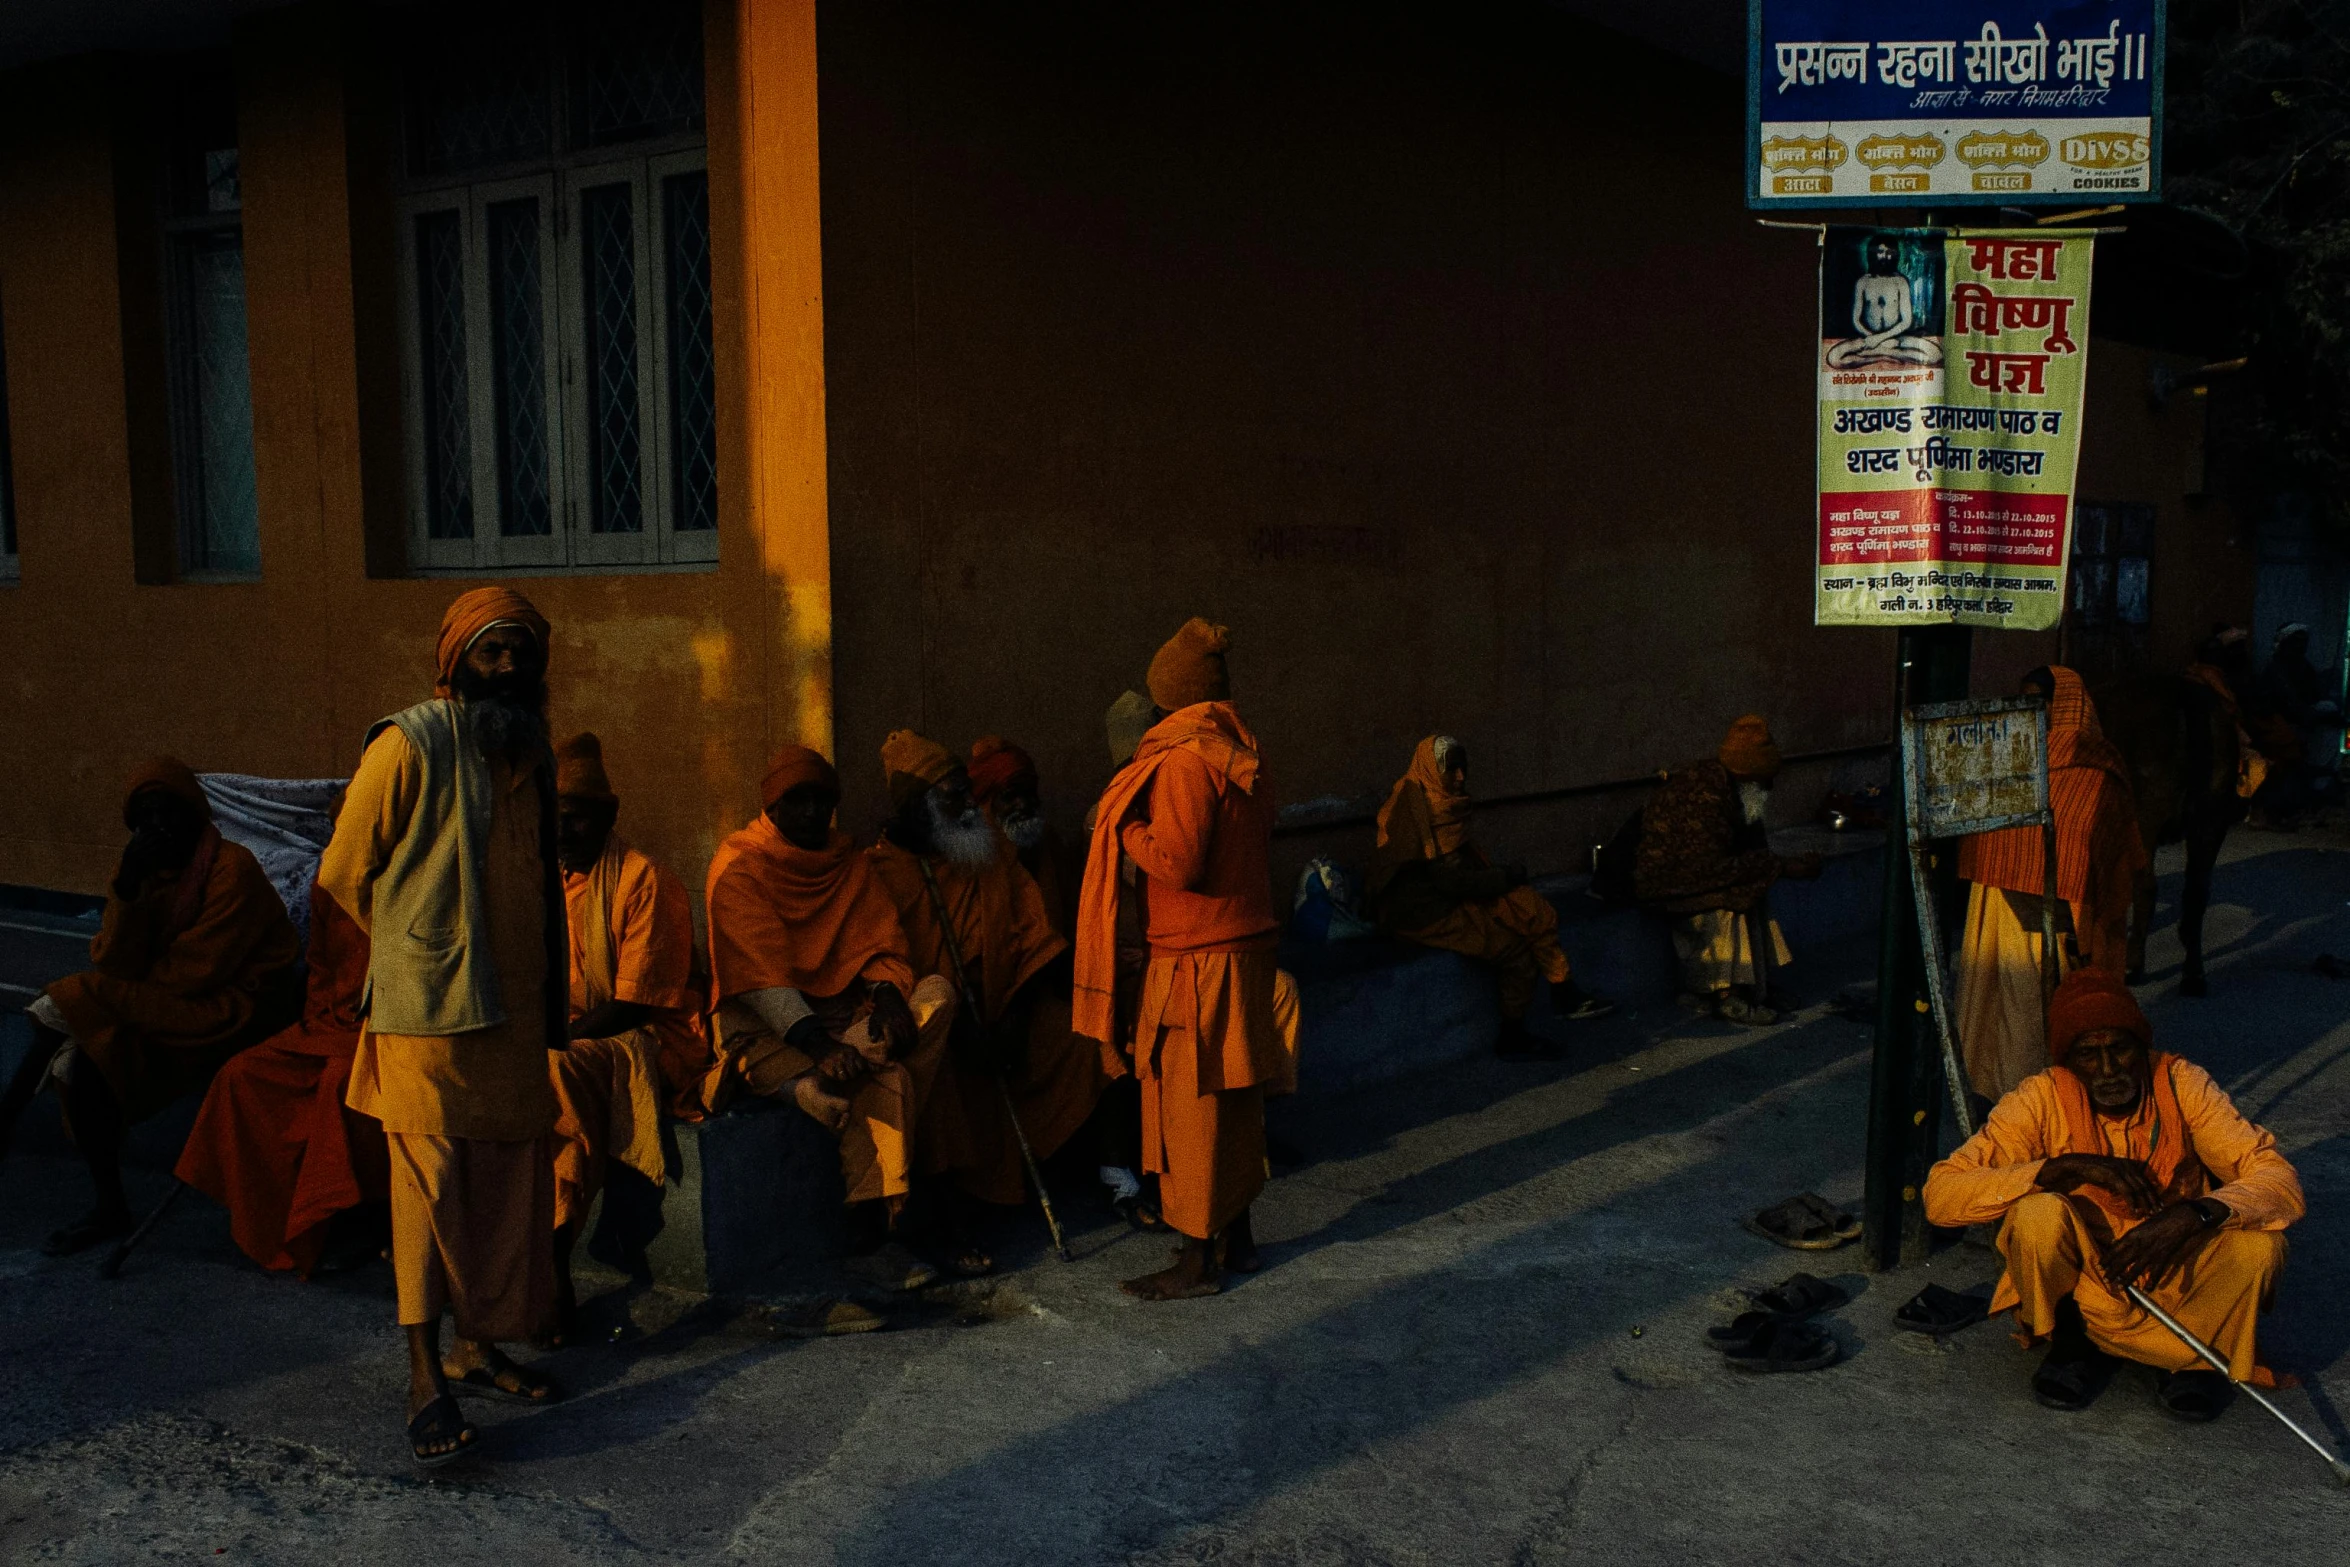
361 699 509 1036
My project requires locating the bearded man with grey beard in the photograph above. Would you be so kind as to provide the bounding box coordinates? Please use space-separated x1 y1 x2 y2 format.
868 731 1109 1275
1631 714 1822 1028
317 588 569 1468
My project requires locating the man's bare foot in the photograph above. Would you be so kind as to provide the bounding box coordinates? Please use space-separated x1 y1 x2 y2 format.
443 1339 564 1403
42 1205 134 1257
1221 1210 1261 1274
1121 1238 1221 1301
791 1074 853 1132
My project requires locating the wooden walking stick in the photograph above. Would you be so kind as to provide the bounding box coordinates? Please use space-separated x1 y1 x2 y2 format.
2124 1283 2350 1486
914 856 1074 1262
99 1180 189 1280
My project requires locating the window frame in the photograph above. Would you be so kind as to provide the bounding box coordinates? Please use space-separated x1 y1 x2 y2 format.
394 8 711 585
159 158 261 582
0 297 16 584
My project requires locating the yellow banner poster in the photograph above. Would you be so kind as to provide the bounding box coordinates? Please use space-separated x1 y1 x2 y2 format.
1815 227 2094 629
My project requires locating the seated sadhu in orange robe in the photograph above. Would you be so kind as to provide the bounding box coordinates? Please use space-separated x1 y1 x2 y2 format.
705 745 958 1277
1079 618 1286 1300
544 732 709 1339
319 588 569 1466
175 879 391 1275
1924 968 2302 1420
868 731 1108 1271
1954 666 2149 1100
1 759 301 1256
968 735 1085 941
1367 735 1614 1056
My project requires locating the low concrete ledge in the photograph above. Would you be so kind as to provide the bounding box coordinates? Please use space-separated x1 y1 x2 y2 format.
595 1102 848 1295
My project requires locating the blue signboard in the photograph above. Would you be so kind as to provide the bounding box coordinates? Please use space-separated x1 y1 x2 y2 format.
1748 1 2164 207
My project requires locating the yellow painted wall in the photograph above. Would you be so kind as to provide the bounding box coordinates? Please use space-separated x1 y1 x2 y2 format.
0 0 831 908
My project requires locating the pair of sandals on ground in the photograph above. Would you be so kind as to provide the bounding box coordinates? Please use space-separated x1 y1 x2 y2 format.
1707 1271 2000 1372
1685 983 1776 1029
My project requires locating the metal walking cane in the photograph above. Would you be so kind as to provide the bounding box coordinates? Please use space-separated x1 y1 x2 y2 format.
2125 1283 2350 1486
914 855 1074 1262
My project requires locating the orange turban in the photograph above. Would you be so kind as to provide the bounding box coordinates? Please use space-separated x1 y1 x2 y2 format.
760 744 839 810
2046 968 2151 1065
967 735 1037 806
1146 618 1232 713
122 756 211 822
555 732 616 803
434 587 551 696
881 729 959 813
1718 714 1781 780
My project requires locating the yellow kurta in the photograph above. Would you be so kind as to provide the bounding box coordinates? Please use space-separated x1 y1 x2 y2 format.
1924 1061 2303 1380
317 724 557 1339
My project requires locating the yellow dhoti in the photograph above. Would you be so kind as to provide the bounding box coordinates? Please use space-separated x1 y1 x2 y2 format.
717 975 957 1204
549 1029 671 1232
1671 906 1790 996
1996 1191 2286 1382
388 1132 557 1343
1955 883 2074 1100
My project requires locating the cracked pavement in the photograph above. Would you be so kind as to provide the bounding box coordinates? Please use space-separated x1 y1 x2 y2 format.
3 831 2347 1563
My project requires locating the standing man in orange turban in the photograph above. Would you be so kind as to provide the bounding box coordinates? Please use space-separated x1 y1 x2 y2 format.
317 587 568 1467
1078 618 1285 1300
1955 666 2149 1100
2 759 302 1255
704 744 958 1287
1633 714 1819 1026
1924 969 2301 1419
868 730 1107 1272
543 733 707 1342
1367 736 1613 1056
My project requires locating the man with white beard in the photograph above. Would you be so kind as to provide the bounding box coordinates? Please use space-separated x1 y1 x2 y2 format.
1632 715 1821 1027
967 736 1082 940
867 731 1107 1274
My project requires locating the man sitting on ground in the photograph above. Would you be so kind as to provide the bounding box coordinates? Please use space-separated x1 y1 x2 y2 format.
704 745 957 1285
175 865 389 1276
1955 666 2147 1100
2 759 302 1254
545 733 708 1340
1633 715 1819 1026
868 731 1107 1271
1366 735 1613 1056
1924 969 2302 1420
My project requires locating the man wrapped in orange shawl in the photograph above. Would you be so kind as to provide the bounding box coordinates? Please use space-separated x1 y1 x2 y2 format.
4 758 301 1256
176 873 389 1275
1078 619 1285 1300
705 744 956 1238
1924 969 2300 1418
1367 736 1611 1054
1955 667 2149 1098
544 733 709 1338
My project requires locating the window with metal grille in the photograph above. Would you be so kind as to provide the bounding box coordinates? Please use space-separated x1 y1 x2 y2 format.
2070 502 2154 630
162 83 261 581
395 2 713 571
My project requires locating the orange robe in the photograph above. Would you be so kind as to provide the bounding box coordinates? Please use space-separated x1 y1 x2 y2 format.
1366 740 1572 1019
45 829 303 1125
1078 702 1283 1241
1924 1056 2302 1382
1957 667 2148 974
319 726 559 1343
869 838 1106 1206
176 891 388 1275
549 832 706 1233
705 814 955 1204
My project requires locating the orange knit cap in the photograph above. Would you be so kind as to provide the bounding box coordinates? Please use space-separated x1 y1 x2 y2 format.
2046 967 2151 1065
1147 618 1233 713
434 586 550 695
1718 714 1782 780
967 735 1038 806
760 744 839 810
881 729 959 812
555 733 616 803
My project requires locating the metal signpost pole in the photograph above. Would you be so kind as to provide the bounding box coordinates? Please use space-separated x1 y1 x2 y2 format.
1863 625 1970 1270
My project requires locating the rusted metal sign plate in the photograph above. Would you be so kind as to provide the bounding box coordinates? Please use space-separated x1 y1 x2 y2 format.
1902 695 2050 835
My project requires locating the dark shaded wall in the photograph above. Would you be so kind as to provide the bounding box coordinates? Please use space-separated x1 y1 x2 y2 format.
814 3 2246 882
